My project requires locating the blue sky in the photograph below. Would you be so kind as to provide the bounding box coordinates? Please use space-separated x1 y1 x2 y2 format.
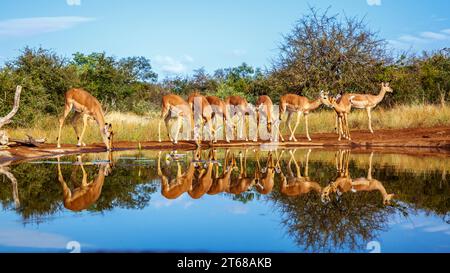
0 0 449 78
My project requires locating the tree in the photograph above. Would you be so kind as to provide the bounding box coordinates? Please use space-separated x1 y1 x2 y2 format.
271 7 389 98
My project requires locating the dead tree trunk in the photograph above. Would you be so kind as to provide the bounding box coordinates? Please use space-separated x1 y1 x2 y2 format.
0 86 22 145
0 165 20 209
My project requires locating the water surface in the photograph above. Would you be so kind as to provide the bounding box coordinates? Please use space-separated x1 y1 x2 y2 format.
0 148 449 253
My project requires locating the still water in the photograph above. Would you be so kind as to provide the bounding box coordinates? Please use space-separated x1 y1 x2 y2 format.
0 148 449 253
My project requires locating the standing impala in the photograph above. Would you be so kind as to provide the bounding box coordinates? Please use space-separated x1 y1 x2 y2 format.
206 95 230 143
279 93 328 142
322 91 353 141
158 94 194 145
57 88 113 150
188 92 215 143
255 95 274 141
225 95 251 141
348 83 394 133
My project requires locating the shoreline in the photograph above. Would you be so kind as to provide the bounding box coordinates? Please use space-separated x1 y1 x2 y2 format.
1 126 449 164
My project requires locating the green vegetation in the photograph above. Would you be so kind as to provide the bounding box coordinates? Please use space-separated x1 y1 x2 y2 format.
0 8 449 135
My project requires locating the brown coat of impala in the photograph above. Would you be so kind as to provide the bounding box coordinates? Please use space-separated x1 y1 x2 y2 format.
57 154 112 212
206 95 231 143
321 151 394 205
157 151 197 200
208 149 236 195
187 92 215 143
254 151 277 195
255 95 274 141
57 88 113 150
225 96 251 141
320 90 353 141
158 94 194 144
279 149 322 197
188 150 216 199
347 82 394 133
279 93 328 142
228 150 254 195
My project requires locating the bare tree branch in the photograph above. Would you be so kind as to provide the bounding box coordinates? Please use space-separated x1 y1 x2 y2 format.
0 85 22 129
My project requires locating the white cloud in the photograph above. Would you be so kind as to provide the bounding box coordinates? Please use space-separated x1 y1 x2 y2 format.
398 34 426 43
184 55 194 63
367 0 381 6
66 0 81 6
0 228 71 249
232 49 247 57
389 28 450 50
154 55 188 74
423 225 450 233
0 16 94 38
420 31 449 40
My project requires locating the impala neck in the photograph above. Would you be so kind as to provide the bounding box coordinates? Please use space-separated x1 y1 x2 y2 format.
308 98 322 111
375 88 388 104
311 182 322 193
93 109 106 127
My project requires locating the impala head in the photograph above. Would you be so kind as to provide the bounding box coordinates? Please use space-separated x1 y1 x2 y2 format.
383 193 395 206
382 82 393 93
321 184 335 204
319 90 334 108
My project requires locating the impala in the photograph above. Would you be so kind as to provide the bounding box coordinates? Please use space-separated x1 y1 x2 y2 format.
57 88 113 150
225 95 251 141
188 92 215 142
57 153 112 212
279 93 329 142
347 82 394 133
158 94 194 145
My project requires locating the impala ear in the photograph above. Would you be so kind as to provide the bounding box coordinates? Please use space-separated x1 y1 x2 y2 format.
386 82 390 87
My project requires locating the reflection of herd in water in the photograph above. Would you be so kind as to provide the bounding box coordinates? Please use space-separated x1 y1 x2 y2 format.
157 149 394 206
0 148 449 251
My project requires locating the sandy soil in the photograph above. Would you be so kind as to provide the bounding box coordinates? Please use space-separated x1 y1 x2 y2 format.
1 126 449 164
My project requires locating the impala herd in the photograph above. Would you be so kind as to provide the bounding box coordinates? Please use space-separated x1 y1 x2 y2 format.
157 82 393 145
156 148 395 205
56 83 393 150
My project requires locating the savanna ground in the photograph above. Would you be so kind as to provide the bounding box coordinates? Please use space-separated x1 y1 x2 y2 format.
6 104 450 145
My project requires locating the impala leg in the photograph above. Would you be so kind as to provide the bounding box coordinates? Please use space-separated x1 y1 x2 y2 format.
78 114 89 147
164 114 173 142
159 106 170 142
335 115 339 134
208 117 216 143
57 104 72 148
344 113 351 140
79 157 88 188
57 157 72 200
286 112 294 141
224 117 230 143
289 112 301 142
278 114 285 142
71 112 82 144
304 113 311 141
305 149 311 177
337 116 342 141
367 107 374 134
173 116 182 144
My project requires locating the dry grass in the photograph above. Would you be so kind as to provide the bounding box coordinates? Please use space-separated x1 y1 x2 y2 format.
6 104 450 145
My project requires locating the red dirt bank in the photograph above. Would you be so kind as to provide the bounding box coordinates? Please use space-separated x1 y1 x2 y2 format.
1 127 449 164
